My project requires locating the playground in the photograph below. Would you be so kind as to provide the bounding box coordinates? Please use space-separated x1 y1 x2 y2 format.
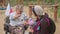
0 0 60 34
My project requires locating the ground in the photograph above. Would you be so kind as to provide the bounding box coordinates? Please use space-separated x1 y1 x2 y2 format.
0 6 60 34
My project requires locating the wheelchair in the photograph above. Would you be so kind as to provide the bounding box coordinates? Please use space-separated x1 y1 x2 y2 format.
4 16 25 34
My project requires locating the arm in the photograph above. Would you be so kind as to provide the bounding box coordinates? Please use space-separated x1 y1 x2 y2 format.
13 14 21 19
10 13 21 20
23 13 29 25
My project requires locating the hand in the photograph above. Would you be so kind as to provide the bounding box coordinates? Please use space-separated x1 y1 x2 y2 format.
16 14 21 17
14 14 21 19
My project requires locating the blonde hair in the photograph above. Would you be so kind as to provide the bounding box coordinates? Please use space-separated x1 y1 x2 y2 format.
15 5 23 11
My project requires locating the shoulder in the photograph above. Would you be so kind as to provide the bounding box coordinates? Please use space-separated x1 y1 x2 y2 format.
40 18 47 23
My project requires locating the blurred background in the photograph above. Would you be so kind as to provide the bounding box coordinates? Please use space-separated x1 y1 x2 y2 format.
0 0 60 34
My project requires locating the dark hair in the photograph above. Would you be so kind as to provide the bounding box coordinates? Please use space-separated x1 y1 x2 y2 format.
44 13 49 18
32 6 37 16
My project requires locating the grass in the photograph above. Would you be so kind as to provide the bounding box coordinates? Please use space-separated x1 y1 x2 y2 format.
58 2 60 17
58 7 60 17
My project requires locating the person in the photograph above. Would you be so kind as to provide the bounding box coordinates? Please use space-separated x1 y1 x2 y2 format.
31 5 56 34
9 5 28 34
29 5 50 34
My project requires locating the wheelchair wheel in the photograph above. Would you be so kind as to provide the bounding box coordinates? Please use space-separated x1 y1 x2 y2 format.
5 31 10 34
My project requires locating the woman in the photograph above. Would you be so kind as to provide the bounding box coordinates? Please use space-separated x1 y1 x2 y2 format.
30 5 50 34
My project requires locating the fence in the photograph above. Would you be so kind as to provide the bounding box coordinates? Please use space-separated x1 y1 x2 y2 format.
0 0 58 21
0 0 56 6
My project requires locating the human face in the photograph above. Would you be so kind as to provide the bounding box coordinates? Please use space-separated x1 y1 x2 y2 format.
16 9 22 14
